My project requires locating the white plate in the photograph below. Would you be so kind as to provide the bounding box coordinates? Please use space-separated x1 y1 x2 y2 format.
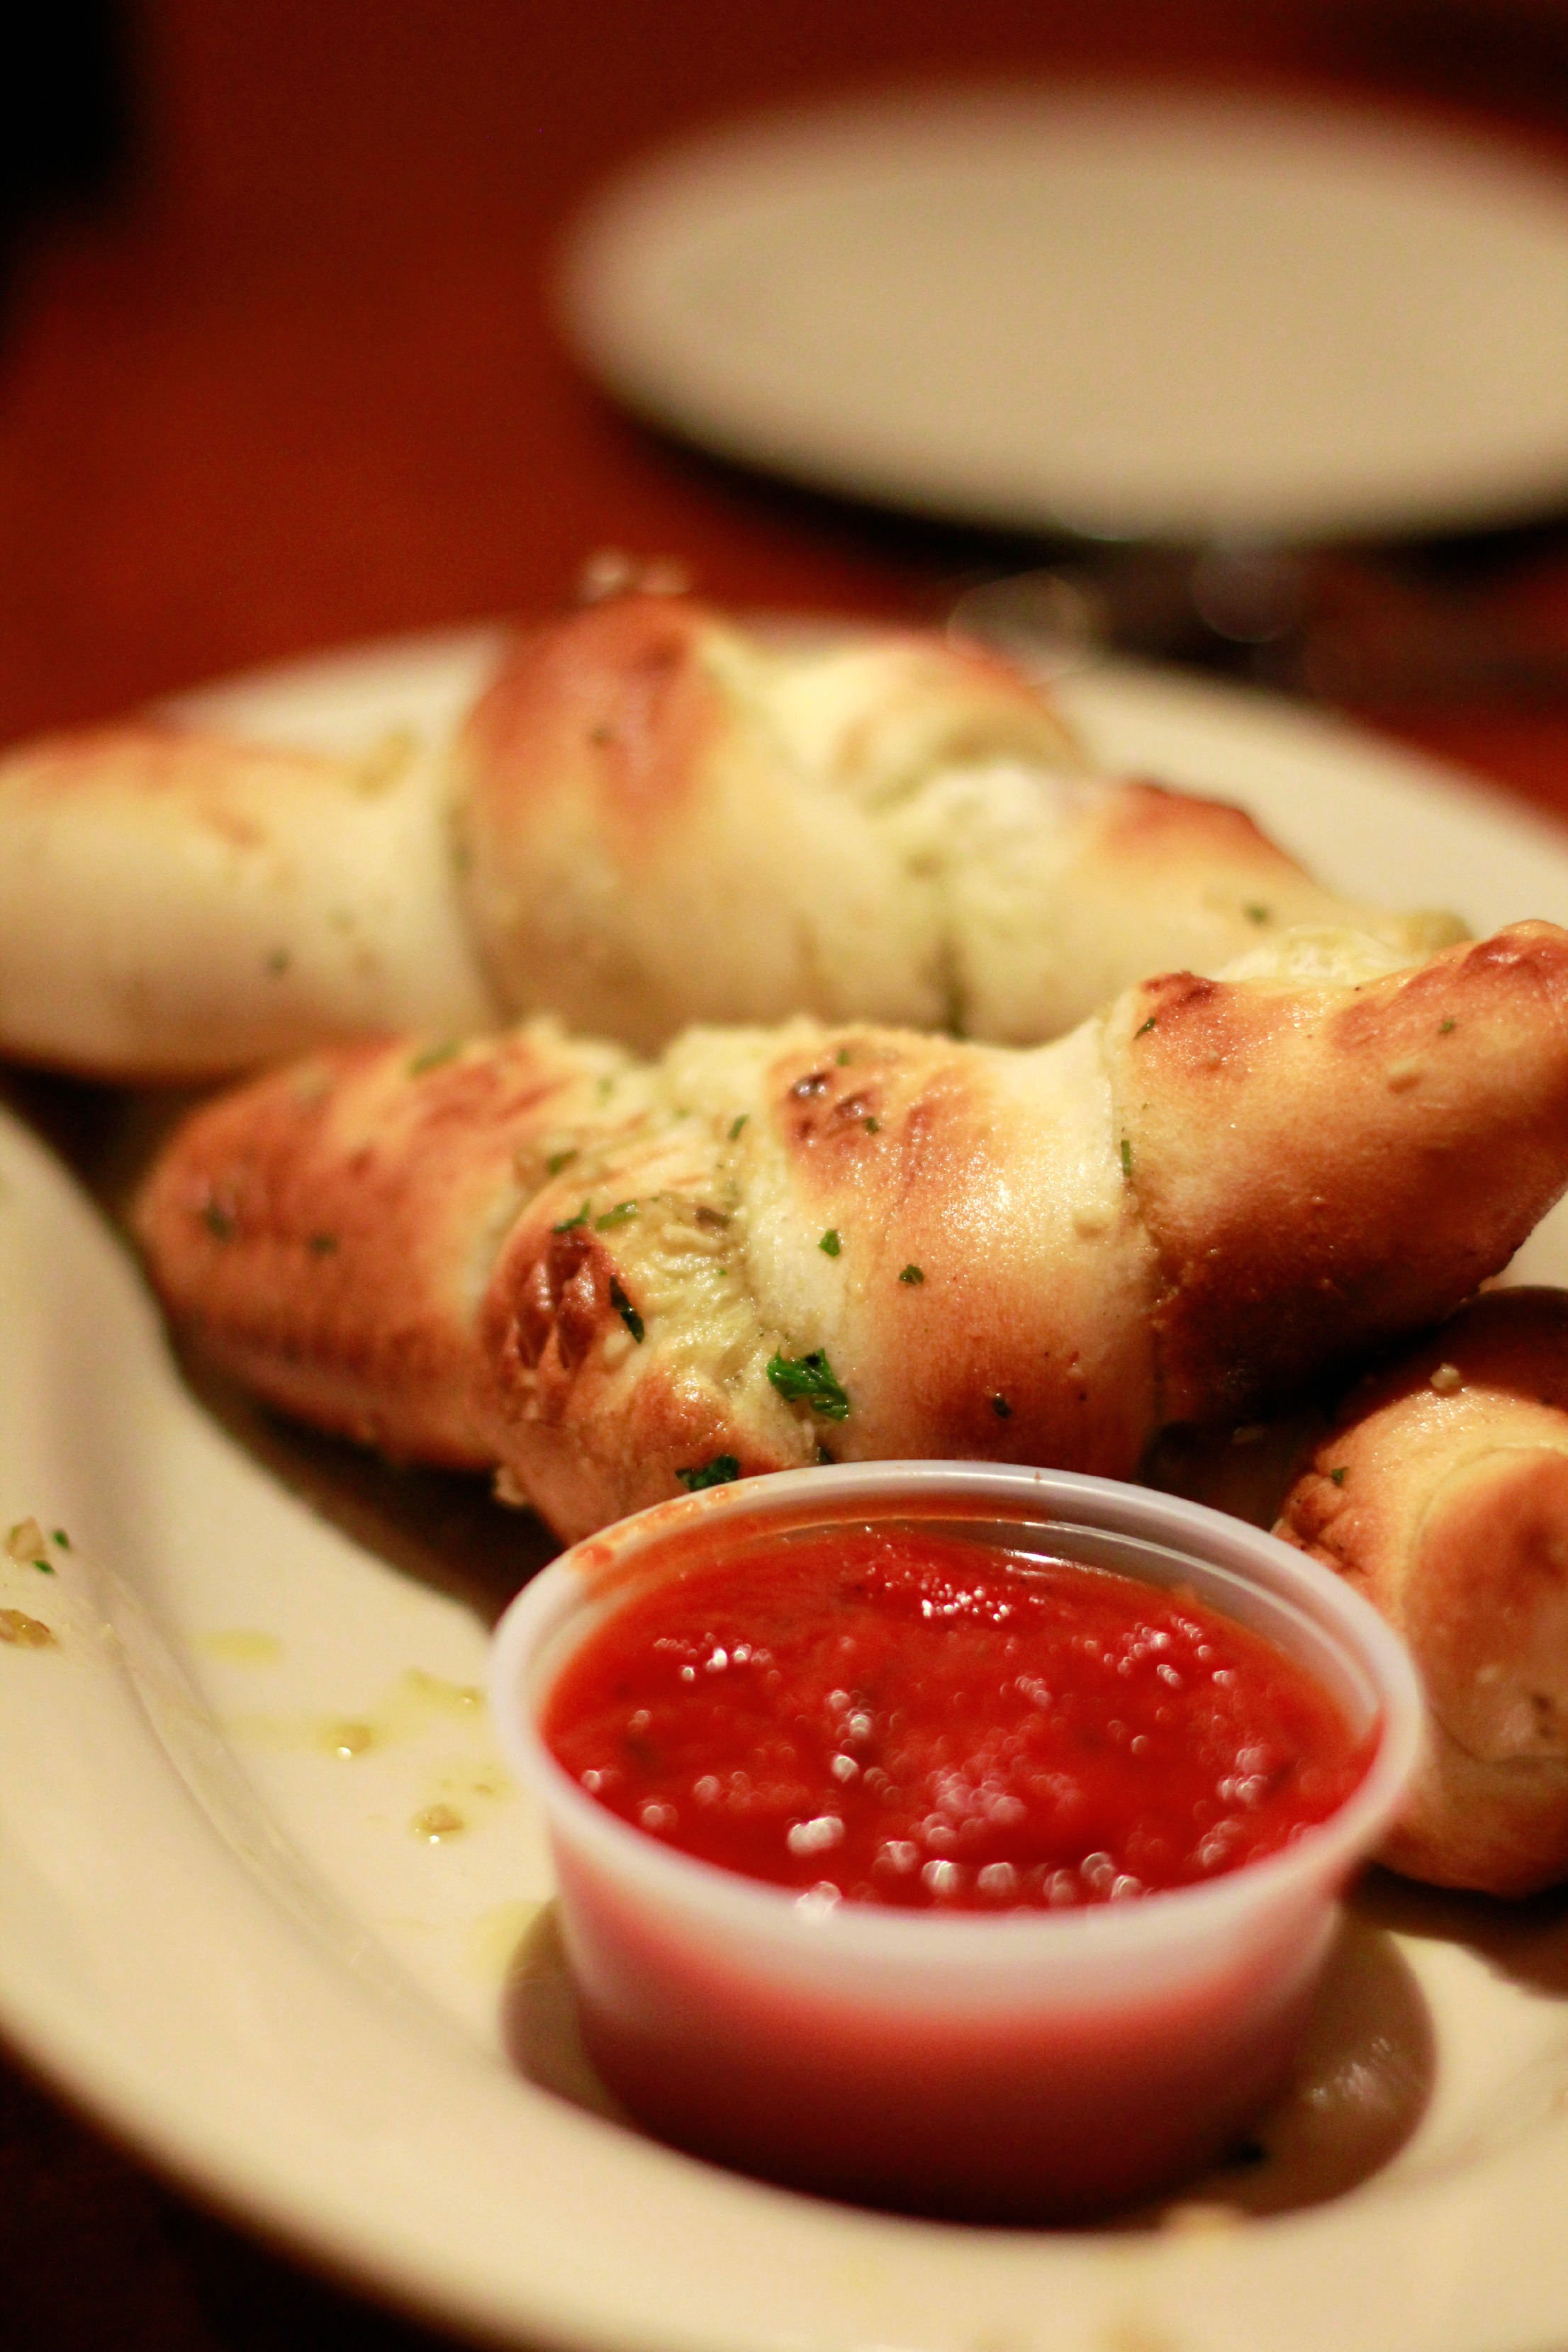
7 629 1568 2352
561 87 1568 542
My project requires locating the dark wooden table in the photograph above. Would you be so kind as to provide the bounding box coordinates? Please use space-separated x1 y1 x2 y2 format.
10 4 1568 2344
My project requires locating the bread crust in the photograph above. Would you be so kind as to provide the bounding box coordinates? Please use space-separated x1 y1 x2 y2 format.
454 594 1462 1053
137 924 1568 1546
1277 1287 1568 1895
0 723 494 1078
138 1022 645 1465
1117 923 1568 1420
0 595 1462 1076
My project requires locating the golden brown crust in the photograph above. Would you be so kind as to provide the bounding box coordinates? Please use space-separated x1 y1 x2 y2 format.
476 1087 800 1535
452 594 1090 1049
458 596 728 846
138 924 1568 1548
453 593 1462 1053
1094 775 1297 861
1276 1287 1568 1895
460 596 1075 851
741 1022 1158 1472
471 1017 1162 1537
1114 924 1568 1422
134 1024 645 1465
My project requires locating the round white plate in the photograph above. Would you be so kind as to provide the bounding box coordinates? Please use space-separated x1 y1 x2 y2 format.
6 629 1568 2352
561 87 1568 543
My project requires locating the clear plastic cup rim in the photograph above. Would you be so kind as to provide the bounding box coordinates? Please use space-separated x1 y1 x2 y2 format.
489 1462 1425 1966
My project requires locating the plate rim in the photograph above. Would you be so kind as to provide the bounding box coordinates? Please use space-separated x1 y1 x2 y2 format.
6 629 1568 2351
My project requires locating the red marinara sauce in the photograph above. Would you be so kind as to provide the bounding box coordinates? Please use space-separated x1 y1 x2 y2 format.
543 1525 1371 1909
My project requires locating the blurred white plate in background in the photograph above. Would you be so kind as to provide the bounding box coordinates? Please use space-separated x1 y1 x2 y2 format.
561 86 1568 542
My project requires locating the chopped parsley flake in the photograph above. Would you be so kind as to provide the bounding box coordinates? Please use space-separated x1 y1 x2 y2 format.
546 1149 578 1177
595 1201 639 1231
766 1348 850 1421
51 1529 70 1550
1328 1466 1348 1486
1244 903 1271 925
729 1114 749 1141
899 1263 924 1285
551 1202 590 1234
264 948 290 976
307 1232 339 1256
1136 1014 1157 1037
201 1201 235 1241
992 1394 1013 1419
819 1229 841 1257
836 1048 851 1066
408 1040 460 1075
863 1116 880 1134
1120 1138 1133 1180
1439 1019 1456 1035
676 1455 740 1492
816 1444 835 1465
609 1278 644 1343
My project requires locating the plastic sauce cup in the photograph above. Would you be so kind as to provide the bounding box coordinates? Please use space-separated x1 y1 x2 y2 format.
490 1464 1422 2222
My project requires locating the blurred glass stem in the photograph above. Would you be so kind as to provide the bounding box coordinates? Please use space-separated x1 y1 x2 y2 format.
950 542 1568 707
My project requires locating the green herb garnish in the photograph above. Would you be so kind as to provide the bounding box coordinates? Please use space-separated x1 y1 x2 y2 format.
1136 1014 1157 1037
819 1229 841 1257
51 1530 70 1550
307 1232 338 1256
1328 1466 1348 1486
992 1394 1013 1419
836 1048 851 1066
676 1455 740 1492
201 1201 235 1241
595 1201 639 1231
1244 903 1271 925
729 1113 749 1141
863 1116 880 1134
1120 1138 1133 1180
766 1348 850 1422
1440 1019 1456 1035
609 1278 644 1343
899 1263 924 1285
546 1149 578 1177
409 1040 460 1075
551 1202 590 1234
